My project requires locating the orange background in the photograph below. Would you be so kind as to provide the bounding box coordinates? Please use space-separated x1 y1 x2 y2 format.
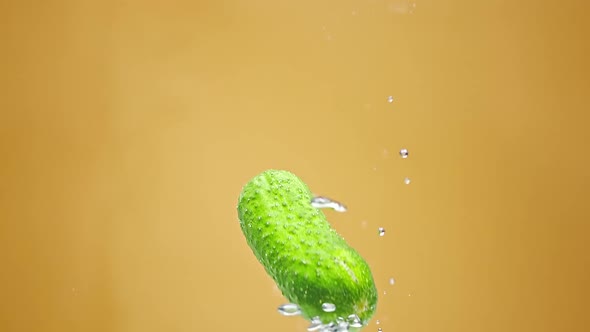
1 1 589 332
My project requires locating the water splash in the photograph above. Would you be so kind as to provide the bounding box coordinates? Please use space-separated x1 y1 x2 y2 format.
311 196 347 212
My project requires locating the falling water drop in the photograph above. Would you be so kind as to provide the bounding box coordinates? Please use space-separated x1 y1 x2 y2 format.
404 177 411 185
389 277 395 285
378 227 386 236
387 96 394 103
399 148 409 158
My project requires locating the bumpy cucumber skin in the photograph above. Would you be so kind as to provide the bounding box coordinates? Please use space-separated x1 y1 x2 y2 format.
238 170 377 325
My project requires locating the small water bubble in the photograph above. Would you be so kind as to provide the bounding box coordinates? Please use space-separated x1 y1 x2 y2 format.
322 303 336 312
387 96 394 103
378 227 386 236
404 177 411 185
399 148 409 158
389 277 395 285
278 303 301 316
311 196 347 212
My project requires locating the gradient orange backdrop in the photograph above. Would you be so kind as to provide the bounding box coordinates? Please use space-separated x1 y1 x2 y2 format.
1 1 589 332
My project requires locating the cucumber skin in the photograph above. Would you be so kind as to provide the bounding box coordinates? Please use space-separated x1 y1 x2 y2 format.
237 170 377 325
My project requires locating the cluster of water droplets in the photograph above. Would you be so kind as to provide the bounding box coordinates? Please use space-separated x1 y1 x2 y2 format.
375 95 409 328
372 97 413 236
278 303 365 332
301 128 404 330
398 147 411 186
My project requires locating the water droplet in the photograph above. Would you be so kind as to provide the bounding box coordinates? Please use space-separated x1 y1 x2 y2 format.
399 148 409 158
376 320 380 325
404 177 411 185
378 227 386 236
383 290 387 295
387 96 394 103
378 328 383 332
307 322 323 331
278 303 301 316
321 322 336 332
348 314 362 327
389 277 395 285
322 302 336 312
311 196 347 212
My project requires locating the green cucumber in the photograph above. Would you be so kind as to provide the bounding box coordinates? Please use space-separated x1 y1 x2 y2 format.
237 170 377 327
